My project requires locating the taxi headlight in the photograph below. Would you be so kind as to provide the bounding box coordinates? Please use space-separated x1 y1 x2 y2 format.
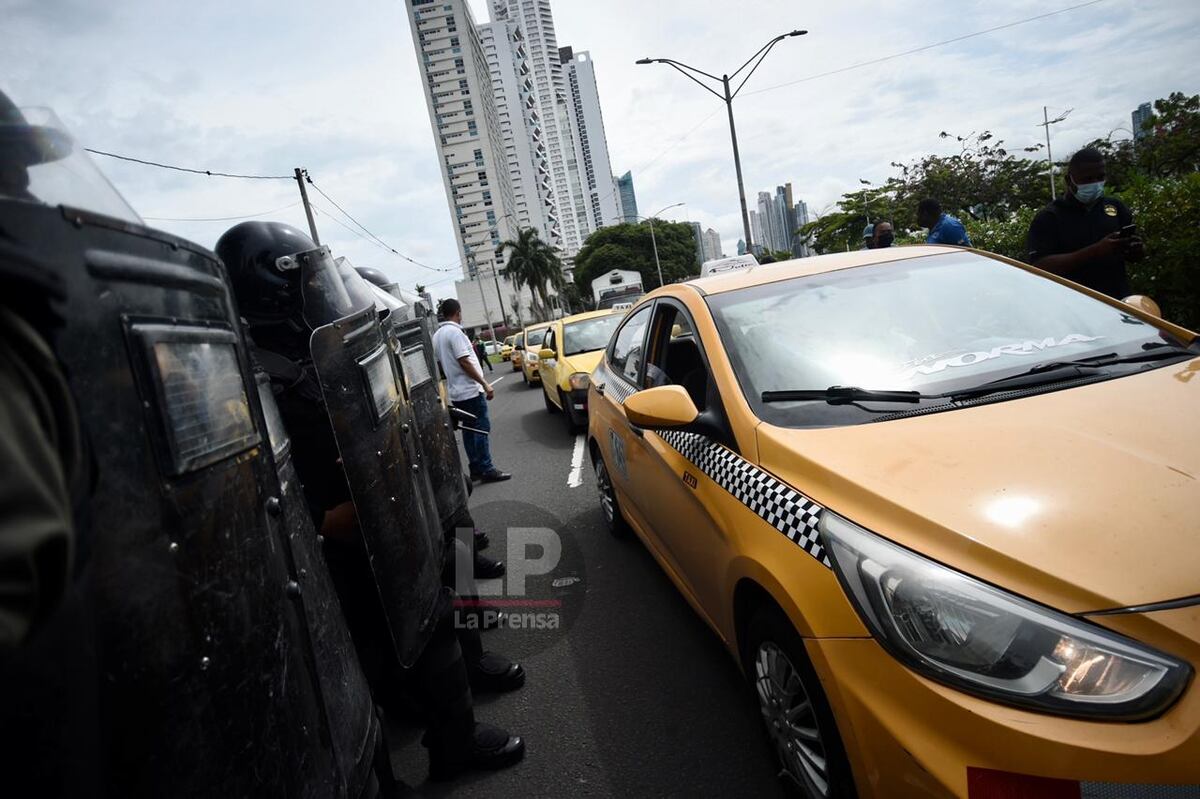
568 372 590 391
821 512 1191 720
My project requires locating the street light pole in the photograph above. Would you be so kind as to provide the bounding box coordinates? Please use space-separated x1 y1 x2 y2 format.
1038 106 1072 201
636 202 685 287
637 30 807 251
722 75 752 254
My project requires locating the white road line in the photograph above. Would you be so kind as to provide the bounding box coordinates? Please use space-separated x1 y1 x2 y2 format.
491 375 505 385
567 433 586 488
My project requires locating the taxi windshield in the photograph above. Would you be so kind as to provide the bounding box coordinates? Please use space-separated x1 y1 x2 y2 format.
708 252 1191 428
525 327 548 348
562 314 621 356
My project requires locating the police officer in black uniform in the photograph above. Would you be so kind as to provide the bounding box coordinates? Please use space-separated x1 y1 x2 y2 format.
215 222 525 781
0 91 394 797
1027 146 1146 298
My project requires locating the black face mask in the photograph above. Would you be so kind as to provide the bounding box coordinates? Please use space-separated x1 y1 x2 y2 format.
876 234 894 248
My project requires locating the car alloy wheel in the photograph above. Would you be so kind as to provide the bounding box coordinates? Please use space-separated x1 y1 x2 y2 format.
592 452 629 538
755 642 831 797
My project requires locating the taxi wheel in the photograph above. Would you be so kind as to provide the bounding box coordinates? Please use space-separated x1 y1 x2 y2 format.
543 385 558 413
592 451 630 538
746 607 856 799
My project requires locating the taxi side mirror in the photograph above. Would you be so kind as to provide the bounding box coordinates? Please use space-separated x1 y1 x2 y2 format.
624 385 699 430
1122 294 1162 319
539 348 555 360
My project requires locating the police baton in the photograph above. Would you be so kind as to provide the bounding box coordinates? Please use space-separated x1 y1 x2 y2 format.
448 405 490 437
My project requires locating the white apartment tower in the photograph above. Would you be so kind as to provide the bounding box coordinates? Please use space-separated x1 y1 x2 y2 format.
405 0 517 281
560 46 622 233
479 20 558 246
492 0 590 255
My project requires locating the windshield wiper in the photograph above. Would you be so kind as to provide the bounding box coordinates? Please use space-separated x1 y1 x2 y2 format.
951 347 1195 400
762 386 941 404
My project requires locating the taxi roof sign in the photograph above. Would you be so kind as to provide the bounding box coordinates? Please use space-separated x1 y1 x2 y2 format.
700 254 759 277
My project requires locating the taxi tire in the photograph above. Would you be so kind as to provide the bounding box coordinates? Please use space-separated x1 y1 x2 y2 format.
592 450 630 539
744 606 857 799
543 385 558 413
560 390 579 433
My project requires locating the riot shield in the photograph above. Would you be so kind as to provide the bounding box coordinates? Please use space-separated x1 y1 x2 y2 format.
0 199 366 797
254 371 380 797
395 313 473 531
304 248 445 668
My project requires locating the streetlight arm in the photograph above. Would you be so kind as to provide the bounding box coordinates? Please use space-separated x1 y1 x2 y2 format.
645 57 723 83
658 61 725 101
729 35 785 80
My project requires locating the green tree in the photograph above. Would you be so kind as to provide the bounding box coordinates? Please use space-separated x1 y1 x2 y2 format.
1136 91 1200 178
499 227 562 321
573 221 699 294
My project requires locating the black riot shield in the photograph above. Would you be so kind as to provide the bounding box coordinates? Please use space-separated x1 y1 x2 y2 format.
303 248 444 668
0 198 374 798
394 311 473 532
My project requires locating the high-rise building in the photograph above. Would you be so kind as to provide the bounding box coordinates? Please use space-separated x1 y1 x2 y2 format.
775 184 796 254
490 0 584 254
405 0 518 286
736 239 746 256
614 170 638 223
756 191 780 253
793 199 811 257
688 221 703 266
748 209 764 253
702 228 724 262
1132 101 1152 141
480 20 556 245
560 47 621 231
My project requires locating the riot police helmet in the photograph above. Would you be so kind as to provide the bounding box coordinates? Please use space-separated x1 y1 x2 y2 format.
216 221 317 327
354 265 392 289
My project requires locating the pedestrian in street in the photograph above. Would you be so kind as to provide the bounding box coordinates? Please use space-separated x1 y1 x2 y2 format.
475 338 494 372
435 299 511 483
1026 147 1144 299
917 199 973 246
871 220 896 249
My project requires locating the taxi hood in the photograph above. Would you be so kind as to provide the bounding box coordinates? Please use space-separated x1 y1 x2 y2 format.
758 359 1200 613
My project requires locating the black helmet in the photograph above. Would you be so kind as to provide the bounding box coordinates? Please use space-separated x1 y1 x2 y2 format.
0 89 72 171
215 221 315 327
354 265 393 290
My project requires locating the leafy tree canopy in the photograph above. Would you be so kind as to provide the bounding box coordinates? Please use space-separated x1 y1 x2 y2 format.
573 221 699 294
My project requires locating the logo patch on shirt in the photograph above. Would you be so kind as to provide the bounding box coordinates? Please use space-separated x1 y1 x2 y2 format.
1104 204 1118 217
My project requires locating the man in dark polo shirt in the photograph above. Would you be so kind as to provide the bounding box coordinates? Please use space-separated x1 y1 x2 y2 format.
1026 146 1144 298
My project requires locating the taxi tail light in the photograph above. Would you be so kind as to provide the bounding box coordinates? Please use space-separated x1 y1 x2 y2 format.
820 512 1190 720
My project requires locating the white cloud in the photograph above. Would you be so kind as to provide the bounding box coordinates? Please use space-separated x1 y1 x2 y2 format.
4 0 1198 295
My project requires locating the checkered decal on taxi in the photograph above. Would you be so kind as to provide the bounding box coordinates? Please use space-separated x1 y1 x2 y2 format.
657 430 831 568
596 361 831 567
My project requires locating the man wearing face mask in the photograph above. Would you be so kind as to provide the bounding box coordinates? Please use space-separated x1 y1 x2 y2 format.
871 220 895 249
1026 147 1144 298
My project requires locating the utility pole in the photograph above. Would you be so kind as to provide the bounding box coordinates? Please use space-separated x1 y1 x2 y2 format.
294 168 320 244
723 74 752 251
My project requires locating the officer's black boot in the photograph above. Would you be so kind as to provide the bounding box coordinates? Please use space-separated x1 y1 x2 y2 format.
443 541 526 694
417 609 525 781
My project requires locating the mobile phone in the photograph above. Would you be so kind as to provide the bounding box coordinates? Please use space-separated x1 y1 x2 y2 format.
1118 224 1137 239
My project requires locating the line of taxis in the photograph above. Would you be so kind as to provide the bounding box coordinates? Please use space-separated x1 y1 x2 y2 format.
526 248 1200 798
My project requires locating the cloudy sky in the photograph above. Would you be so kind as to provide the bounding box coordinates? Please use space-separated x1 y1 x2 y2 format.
5 0 1198 295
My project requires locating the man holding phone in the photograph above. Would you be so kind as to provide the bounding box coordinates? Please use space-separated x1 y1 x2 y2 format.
1026 146 1145 298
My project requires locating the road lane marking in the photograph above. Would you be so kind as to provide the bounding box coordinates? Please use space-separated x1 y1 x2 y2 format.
567 433 586 488
491 375 505 385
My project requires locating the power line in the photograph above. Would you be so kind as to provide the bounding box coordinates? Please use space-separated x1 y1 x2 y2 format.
308 202 457 273
143 201 302 223
304 174 455 273
84 148 293 180
742 0 1108 97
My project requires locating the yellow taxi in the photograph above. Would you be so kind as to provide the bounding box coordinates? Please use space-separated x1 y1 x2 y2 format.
535 309 623 431
518 322 551 387
500 334 516 362
510 330 524 372
586 245 1200 798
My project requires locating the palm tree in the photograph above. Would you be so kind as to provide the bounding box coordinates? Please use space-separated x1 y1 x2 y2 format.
500 227 562 321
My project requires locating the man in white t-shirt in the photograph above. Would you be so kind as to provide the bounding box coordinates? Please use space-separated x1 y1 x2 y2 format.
433 299 511 482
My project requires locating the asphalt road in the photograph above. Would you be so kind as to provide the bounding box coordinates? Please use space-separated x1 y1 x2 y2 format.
388 364 787 797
